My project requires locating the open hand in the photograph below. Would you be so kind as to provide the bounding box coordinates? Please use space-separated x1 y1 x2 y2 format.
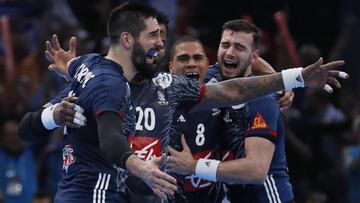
45 34 77 80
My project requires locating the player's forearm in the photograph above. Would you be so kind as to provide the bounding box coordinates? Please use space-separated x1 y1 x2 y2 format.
199 73 284 109
18 108 54 142
216 158 268 184
97 112 133 169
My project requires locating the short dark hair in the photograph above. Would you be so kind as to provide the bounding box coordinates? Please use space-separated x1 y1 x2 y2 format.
107 2 158 44
170 36 204 60
156 10 169 35
222 19 261 50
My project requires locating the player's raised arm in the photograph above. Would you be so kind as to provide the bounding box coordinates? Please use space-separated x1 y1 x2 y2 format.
45 34 77 81
194 58 347 111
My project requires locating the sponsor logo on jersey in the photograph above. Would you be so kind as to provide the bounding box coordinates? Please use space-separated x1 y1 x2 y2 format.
128 135 161 161
152 73 173 89
251 112 269 129
62 145 76 173
212 108 221 116
177 115 186 122
223 111 232 123
184 150 215 192
157 90 168 105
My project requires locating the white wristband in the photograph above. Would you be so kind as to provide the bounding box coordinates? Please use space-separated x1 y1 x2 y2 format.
195 158 220 182
41 103 61 130
281 68 304 90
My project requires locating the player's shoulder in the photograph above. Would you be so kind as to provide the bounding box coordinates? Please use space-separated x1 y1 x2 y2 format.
248 93 278 110
152 72 174 89
152 72 193 89
205 63 220 83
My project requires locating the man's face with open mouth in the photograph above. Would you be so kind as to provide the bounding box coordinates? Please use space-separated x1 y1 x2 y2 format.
218 30 255 79
169 41 209 84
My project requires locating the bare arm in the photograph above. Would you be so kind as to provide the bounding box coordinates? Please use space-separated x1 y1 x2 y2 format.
196 73 284 111
194 58 346 111
216 137 274 184
167 135 274 184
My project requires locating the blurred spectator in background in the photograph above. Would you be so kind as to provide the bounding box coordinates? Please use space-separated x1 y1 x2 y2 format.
343 116 360 203
0 120 37 203
32 190 52 203
306 192 328 203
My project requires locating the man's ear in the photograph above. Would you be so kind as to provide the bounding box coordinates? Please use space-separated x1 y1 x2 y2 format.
250 49 260 64
120 32 134 49
168 61 173 73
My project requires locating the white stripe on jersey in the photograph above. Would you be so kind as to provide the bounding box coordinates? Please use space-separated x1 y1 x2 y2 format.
264 175 281 203
264 178 274 203
93 173 111 203
93 173 102 203
270 175 281 203
102 174 111 203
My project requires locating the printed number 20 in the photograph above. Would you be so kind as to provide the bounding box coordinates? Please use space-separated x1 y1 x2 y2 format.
135 107 155 131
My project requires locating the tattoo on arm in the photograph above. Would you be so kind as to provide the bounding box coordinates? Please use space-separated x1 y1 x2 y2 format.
197 73 284 110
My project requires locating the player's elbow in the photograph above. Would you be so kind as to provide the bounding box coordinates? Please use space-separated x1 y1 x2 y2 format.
248 161 269 184
250 168 267 184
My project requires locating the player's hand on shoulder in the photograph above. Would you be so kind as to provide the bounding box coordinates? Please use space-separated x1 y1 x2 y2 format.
277 90 294 113
54 96 86 128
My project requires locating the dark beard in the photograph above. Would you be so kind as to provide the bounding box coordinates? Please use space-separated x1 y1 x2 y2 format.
132 42 158 78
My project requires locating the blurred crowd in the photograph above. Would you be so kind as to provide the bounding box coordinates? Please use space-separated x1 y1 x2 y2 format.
0 0 359 202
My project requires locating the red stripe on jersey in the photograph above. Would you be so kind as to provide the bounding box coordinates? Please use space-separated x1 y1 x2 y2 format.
197 85 206 103
94 110 125 119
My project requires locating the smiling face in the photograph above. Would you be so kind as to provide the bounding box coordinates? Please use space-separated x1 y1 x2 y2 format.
169 41 209 84
132 17 164 77
217 29 259 79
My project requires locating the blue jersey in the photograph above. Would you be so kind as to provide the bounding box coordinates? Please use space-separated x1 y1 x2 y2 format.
207 64 294 203
53 54 135 203
170 104 225 203
125 73 204 203
227 94 294 203
167 74 247 203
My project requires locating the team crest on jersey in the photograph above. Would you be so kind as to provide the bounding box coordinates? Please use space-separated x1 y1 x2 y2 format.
128 135 161 161
152 73 173 89
251 112 269 129
62 145 76 173
157 91 168 105
206 77 218 84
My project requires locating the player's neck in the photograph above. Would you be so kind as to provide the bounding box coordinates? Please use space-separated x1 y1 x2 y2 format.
106 48 137 81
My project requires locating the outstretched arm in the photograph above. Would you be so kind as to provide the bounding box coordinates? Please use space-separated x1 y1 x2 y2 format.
194 58 346 111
